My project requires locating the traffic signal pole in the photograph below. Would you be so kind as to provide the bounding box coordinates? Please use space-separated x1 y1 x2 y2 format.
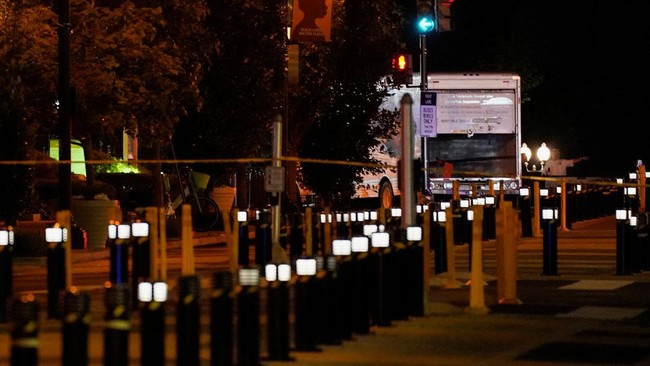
420 34 429 194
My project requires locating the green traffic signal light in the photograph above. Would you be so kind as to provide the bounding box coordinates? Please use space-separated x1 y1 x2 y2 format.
416 0 435 33
417 17 435 33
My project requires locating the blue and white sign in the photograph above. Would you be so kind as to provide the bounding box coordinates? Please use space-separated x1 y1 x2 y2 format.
419 91 437 137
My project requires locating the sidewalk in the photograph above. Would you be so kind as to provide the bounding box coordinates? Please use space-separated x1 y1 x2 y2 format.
265 216 650 366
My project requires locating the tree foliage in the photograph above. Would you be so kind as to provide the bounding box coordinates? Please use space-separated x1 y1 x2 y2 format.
295 0 404 206
173 0 286 184
0 0 210 214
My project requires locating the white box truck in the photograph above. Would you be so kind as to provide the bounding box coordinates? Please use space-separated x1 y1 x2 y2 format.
355 72 522 207
424 72 522 196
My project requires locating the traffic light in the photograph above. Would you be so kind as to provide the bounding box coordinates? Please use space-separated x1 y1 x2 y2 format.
436 0 454 32
416 0 435 33
391 53 413 86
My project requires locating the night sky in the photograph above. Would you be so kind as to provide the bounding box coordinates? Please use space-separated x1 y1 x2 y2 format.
399 0 650 177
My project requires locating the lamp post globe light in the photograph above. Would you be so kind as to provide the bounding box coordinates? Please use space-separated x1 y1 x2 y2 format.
521 142 551 172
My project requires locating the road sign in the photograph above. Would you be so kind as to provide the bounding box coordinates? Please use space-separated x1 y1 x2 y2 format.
264 166 285 193
420 91 437 137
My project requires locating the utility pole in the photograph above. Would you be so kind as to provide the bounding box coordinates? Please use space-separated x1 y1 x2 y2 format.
416 0 435 197
57 0 72 211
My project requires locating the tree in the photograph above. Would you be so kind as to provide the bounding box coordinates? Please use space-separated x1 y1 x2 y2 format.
0 0 59 222
69 0 210 204
294 0 404 207
0 0 211 211
173 0 286 205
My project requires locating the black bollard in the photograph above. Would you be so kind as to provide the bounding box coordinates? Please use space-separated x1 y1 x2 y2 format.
309 212 320 256
109 223 130 285
519 188 533 237
405 226 424 317
351 212 365 236
389 233 409 321
332 241 354 340
0 227 14 323
335 212 350 240
10 295 39 366
294 257 321 351
265 264 293 361
615 209 632 275
238 211 250 266
104 283 131 366
289 213 304 261
140 282 167 366
369 230 391 327
45 226 66 319
316 256 342 345
350 236 371 334
211 271 234 366
318 212 332 256
484 197 497 240
131 222 151 311
541 208 558 276
177 275 201 366
237 267 261 366
255 210 272 267
432 211 448 274
62 290 90 366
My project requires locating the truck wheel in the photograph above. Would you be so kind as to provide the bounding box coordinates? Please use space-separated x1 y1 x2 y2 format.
378 180 394 209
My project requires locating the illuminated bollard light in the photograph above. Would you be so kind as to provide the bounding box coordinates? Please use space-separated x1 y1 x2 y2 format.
103 283 131 366
238 267 261 366
264 264 293 361
108 222 130 285
139 281 167 366
370 229 391 327
294 257 320 351
0 227 15 323
211 271 234 366
541 208 559 276
176 275 200 366
62 288 90 366
10 294 38 366
45 225 66 319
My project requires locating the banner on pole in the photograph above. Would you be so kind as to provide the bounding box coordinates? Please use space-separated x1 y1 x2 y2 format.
291 0 332 43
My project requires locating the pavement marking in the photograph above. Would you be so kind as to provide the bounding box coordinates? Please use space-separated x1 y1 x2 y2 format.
556 306 647 321
559 279 634 290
